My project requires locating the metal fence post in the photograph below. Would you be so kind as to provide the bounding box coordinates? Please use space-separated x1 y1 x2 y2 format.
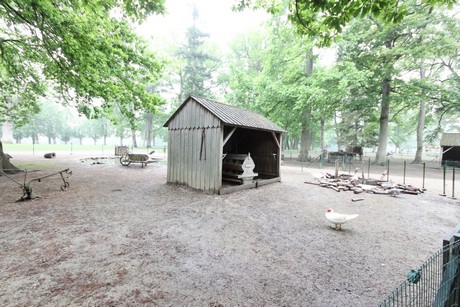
441 165 446 196
387 158 390 182
422 163 426 190
368 158 371 179
403 161 406 185
452 166 456 199
335 159 339 178
300 153 304 172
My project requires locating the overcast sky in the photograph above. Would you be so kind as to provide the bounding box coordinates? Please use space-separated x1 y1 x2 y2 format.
136 0 336 65
137 0 268 52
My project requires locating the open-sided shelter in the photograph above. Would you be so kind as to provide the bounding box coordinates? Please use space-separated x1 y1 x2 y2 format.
440 133 460 167
164 95 285 194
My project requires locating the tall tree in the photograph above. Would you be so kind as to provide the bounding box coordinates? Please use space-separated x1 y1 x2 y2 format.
176 6 220 102
0 0 165 124
225 17 369 155
84 119 106 146
35 101 65 144
338 3 446 164
0 0 165 174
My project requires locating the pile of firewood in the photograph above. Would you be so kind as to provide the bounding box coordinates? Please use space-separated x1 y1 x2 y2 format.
305 172 424 196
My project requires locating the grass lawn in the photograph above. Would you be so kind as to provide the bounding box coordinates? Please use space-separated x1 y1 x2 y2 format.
2 143 164 155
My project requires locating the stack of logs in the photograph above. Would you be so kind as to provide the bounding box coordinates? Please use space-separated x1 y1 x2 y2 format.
305 172 424 196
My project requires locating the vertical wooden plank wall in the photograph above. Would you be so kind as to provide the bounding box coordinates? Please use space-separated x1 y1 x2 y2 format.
250 131 281 178
166 99 222 192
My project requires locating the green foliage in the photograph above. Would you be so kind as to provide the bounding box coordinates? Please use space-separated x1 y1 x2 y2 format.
12 127 25 143
236 0 457 46
389 114 417 149
335 6 428 160
225 19 308 144
224 16 376 150
13 115 41 143
226 2 459 156
431 15 460 127
0 0 165 125
83 119 107 145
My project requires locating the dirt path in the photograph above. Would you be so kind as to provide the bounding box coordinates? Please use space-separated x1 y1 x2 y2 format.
0 153 459 306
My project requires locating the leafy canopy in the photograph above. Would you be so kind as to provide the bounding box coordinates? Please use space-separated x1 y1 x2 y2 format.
236 0 457 46
0 0 165 125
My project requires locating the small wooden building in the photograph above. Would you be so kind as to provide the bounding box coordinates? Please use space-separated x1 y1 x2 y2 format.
164 95 285 194
440 133 460 167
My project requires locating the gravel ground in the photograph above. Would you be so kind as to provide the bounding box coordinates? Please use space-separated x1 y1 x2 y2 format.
0 152 459 306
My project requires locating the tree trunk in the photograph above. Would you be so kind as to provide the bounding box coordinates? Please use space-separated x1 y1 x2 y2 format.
132 130 137 148
299 107 312 161
334 111 342 150
375 77 391 165
354 120 359 145
32 133 39 144
0 141 21 175
413 63 427 164
144 113 153 148
299 51 314 162
320 117 325 151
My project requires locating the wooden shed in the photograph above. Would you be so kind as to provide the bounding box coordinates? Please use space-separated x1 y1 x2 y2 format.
440 133 460 167
164 95 285 194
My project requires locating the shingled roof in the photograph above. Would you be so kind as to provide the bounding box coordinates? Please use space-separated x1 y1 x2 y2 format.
440 133 460 146
164 95 285 132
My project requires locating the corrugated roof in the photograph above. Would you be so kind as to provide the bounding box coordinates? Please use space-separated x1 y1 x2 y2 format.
164 95 285 132
440 133 460 146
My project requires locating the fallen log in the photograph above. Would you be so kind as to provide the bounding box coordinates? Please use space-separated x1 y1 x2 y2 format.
304 181 320 185
401 190 420 195
44 152 56 159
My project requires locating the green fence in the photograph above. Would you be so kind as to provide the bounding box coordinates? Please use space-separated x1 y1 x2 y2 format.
377 226 460 306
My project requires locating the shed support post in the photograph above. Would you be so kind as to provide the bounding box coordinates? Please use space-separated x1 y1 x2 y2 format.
223 127 237 147
271 132 280 149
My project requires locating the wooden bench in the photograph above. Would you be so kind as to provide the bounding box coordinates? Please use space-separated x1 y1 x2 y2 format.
222 153 258 184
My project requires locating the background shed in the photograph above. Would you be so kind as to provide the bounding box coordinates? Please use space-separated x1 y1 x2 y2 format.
440 133 460 167
163 95 285 194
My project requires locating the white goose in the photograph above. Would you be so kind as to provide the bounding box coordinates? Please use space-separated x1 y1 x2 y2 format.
325 208 359 230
